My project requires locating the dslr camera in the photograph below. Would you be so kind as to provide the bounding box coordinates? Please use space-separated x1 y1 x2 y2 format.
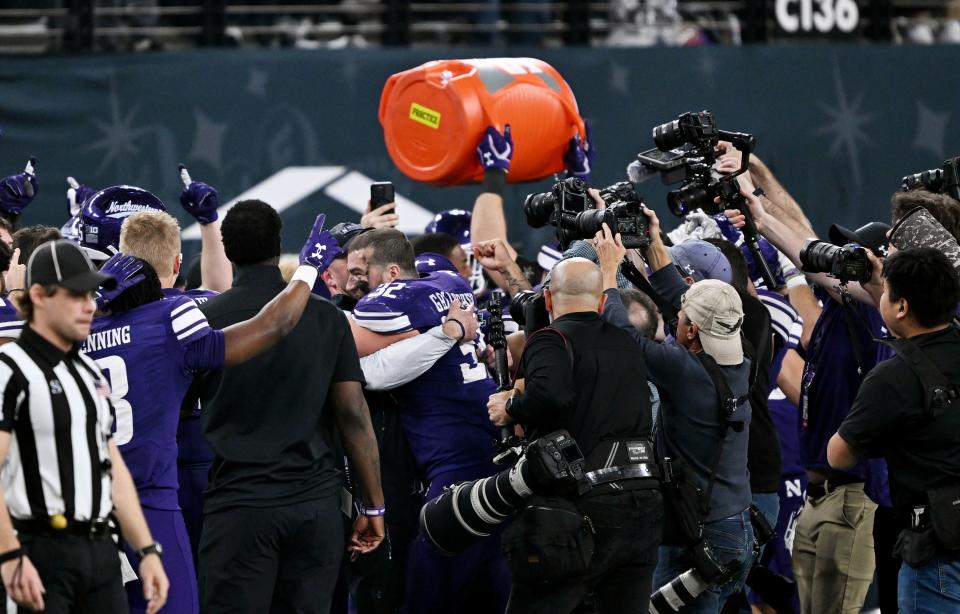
799 240 873 285
632 111 778 290
634 110 756 218
649 541 743 613
902 156 960 201
524 177 650 250
419 430 586 556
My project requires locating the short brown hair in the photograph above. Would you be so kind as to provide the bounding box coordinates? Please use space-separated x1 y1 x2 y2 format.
12 225 61 264
119 211 181 279
891 190 960 240
348 229 416 275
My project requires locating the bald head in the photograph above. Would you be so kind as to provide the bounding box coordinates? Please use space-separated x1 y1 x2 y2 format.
547 258 605 317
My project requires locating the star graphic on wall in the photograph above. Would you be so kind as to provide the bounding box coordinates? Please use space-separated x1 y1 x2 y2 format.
84 77 153 175
814 63 878 190
912 101 949 160
188 109 228 172
610 62 629 95
246 67 269 98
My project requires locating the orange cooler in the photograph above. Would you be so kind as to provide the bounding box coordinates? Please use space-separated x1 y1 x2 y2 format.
379 58 585 186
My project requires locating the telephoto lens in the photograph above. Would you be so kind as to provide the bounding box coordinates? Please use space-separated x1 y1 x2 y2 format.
523 191 558 228
799 240 872 284
649 542 740 613
419 430 586 556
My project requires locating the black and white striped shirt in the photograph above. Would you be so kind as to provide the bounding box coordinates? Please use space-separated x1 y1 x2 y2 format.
0 326 114 522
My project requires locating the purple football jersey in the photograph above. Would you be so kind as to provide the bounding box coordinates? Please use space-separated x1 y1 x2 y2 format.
353 272 498 480
0 295 23 339
82 296 225 509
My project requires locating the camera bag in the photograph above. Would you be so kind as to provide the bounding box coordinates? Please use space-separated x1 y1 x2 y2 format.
501 494 595 584
927 485 960 551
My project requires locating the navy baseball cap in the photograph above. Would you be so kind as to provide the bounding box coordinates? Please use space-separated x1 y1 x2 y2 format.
829 221 891 257
669 240 733 284
27 240 116 292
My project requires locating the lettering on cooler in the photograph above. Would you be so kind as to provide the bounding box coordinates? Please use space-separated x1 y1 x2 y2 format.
409 103 441 129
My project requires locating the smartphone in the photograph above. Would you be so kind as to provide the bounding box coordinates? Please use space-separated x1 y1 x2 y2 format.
370 182 395 216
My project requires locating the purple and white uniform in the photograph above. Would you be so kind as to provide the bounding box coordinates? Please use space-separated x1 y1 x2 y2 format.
352 272 509 614
352 271 499 483
0 295 23 339
83 295 224 614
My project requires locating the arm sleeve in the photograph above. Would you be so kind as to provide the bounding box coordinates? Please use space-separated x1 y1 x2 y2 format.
837 367 908 459
649 265 690 309
352 297 414 334
601 288 693 391
507 331 575 425
361 326 455 391
182 329 226 371
0 361 23 432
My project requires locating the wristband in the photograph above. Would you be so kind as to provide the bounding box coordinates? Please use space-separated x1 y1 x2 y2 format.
0 548 22 565
481 168 507 196
444 318 466 342
291 264 319 289
752 187 766 198
360 505 386 517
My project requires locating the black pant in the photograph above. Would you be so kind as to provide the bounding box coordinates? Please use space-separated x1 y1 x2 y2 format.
18 533 127 614
198 497 343 614
507 488 663 614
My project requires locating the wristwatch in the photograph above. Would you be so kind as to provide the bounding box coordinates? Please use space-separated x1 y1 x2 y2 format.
504 392 515 417
136 542 163 561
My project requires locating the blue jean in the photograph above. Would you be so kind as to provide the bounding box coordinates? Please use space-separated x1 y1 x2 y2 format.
898 555 960 614
654 509 755 613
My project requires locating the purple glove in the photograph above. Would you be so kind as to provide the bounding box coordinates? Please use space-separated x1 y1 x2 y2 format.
0 158 38 216
564 121 594 183
714 213 743 245
95 254 145 311
299 213 342 274
179 165 220 225
476 125 513 174
67 177 97 217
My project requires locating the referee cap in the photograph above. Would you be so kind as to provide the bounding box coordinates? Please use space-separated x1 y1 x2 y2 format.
26 240 116 292
682 279 744 366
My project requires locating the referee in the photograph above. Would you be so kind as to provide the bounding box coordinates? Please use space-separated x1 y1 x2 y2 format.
0 240 168 613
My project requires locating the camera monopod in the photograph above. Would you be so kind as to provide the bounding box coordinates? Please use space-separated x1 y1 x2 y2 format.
714 133 779 291
488 293 524 464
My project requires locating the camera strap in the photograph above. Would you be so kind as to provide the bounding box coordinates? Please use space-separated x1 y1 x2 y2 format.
876 335 960 418
839 287 871 379
695 353 748 519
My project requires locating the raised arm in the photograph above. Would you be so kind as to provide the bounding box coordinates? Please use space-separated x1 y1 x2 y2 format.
178 166 232 293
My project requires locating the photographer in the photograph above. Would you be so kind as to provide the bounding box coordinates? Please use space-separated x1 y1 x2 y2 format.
828 248 960 613
595 216 755 613
486 256 663 613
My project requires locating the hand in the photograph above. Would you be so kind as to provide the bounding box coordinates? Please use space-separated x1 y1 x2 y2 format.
482 344 514 372
0 158 38 216
487 390 514 426
442 298 478 343
476 125 513 173
863 249 885 304
178 165 220 225
642 207 662 243
299 214 342 274
67 177 96 217
564 121 594 182
95 254 146 311
138 554 169 614
587 187 605 209
2 554 45 611
349 515 385 559
361 202 399 229
472 239 514 272
593 223 626 289
5 248 24 294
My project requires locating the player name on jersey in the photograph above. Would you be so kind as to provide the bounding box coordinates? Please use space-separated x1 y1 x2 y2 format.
82 325 132 353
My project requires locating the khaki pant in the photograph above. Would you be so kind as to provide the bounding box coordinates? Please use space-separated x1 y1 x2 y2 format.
791 483 877 614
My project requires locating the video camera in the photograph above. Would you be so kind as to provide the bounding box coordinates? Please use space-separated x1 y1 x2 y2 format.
799 240 873 285
902 156 960 201
419 430 586 556
632 110 778 290
524 177 650 251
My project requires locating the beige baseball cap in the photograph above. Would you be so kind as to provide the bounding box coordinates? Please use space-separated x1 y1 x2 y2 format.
681 279 744 366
